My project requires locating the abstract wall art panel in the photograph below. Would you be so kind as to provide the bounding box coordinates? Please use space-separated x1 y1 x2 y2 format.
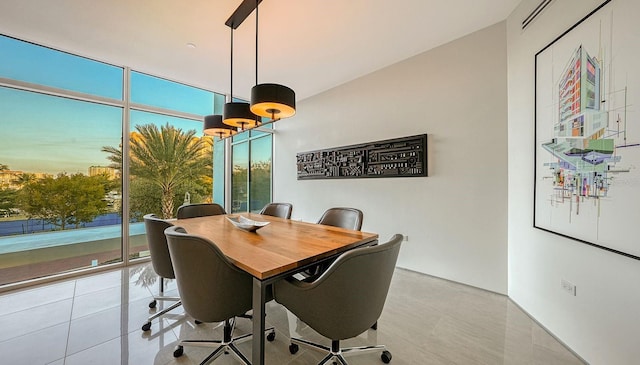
297 134 427 180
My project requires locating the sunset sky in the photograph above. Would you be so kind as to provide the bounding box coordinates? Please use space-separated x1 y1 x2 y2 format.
0 88 205 175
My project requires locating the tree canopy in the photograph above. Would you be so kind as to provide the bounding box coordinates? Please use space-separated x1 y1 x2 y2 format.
103 123 212 219
0 164 18 215
0 187 17 214
16 173 113 229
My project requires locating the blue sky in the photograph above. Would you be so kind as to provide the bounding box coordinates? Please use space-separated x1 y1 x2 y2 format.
0 35 122 100
0 35 219 175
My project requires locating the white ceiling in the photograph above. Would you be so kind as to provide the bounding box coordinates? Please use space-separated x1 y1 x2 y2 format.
0 0 519 102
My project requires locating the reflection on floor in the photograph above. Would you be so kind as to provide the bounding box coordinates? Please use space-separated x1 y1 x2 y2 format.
0 264 585 364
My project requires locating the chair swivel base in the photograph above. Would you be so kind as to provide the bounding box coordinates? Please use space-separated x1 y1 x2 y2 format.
173 318 276 365
142 298 182 331
289 337 392 364
174 339 250 365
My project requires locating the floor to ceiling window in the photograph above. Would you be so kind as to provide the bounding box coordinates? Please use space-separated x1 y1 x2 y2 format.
125 72 225 260
231 128 273 213
0 34 243 288
0 35 124 286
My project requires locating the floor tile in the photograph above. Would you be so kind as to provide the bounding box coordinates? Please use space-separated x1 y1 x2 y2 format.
71 280 153 320
75 270 124 296
0 280 75 316
0 322 69 364
67 304 124 355
63 335 130 365
0 297 72 342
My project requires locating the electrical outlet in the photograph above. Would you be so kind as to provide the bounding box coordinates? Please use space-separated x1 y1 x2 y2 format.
561 279 576 296
403 235 409 242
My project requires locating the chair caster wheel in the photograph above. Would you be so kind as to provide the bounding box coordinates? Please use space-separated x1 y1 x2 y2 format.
289 343 299 354
173 345 184 358
381 350 392 363
148 300 157 309
267 331 276 342
141 322 151 331
195 320 202 325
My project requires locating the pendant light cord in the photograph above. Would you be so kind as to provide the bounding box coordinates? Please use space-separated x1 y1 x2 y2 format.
230 27 234 100
255 0 259 85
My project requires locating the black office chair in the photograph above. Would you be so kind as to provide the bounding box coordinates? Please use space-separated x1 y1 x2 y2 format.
141 214 182 332
274 234 403 365
176 203 226 219
165 226 276 364
259 202 293 219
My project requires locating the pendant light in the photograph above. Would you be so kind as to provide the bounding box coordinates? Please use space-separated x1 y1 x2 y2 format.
203 114 237 138
223 26 259 130
250 1 296 120
223 102 258 130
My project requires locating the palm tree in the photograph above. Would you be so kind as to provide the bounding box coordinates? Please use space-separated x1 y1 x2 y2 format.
103 123 212 219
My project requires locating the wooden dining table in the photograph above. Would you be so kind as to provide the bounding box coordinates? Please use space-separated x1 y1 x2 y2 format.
173 213 378 365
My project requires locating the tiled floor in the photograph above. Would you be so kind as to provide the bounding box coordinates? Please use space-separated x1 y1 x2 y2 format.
0 264 585 365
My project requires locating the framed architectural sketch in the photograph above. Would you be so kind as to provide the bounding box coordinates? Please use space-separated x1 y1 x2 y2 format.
534 0 640 259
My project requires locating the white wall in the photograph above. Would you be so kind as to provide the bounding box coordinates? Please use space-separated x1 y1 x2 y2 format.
507 0 640 363
273 22 508 294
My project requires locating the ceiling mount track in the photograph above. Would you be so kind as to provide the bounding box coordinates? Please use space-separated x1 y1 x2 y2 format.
225 0 264 29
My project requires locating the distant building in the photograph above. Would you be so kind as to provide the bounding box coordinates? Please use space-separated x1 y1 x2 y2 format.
0 170 22 189
0 170 50 189
89 166 118 180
